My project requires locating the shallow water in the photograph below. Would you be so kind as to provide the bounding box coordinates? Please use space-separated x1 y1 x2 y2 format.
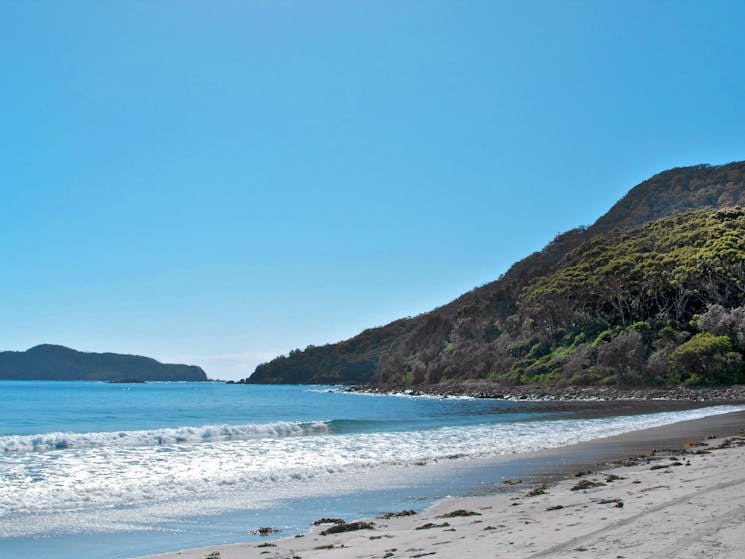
1 381 742 559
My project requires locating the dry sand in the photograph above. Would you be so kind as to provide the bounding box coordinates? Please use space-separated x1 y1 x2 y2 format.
137 411 745 559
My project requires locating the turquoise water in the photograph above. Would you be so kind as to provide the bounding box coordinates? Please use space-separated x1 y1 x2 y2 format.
1 381 742 559
0 380 547 437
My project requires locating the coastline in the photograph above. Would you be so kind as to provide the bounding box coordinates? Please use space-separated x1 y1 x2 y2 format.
135 409 745 559
344 381 745 401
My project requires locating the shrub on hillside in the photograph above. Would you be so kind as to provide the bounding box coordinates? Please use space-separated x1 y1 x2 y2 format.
668 333 743 385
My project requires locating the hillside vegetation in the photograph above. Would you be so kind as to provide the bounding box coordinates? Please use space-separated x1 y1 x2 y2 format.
247 161 745 387
0 344 208 381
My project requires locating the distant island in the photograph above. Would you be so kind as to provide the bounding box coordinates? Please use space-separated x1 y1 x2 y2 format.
0 344 208 382
243 161 745 388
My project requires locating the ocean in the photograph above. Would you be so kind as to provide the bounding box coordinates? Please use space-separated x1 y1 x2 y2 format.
1 381 742 559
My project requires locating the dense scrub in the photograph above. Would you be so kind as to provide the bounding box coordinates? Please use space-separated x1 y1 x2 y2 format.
376 208 745 387
247 162 745 387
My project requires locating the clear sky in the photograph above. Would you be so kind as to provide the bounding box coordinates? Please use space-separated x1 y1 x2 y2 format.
2 1 744 380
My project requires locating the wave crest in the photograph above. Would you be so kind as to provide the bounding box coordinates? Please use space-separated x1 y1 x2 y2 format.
0 420 331 453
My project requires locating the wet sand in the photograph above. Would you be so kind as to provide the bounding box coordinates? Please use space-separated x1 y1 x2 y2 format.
135 410 745 559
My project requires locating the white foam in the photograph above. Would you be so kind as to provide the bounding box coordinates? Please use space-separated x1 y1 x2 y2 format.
0 420 330 453
332 388 477 400
1 405 743 536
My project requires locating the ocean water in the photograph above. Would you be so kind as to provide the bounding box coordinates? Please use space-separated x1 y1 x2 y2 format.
1 381 743 559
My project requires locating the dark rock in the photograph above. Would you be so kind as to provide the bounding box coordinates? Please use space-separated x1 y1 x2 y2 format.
320 521 374 536
436 509 481 518
312 518 345 526
570 480 606 491
251 527 281 536
415 522 450 530
525 484 548 497
379 509 417 519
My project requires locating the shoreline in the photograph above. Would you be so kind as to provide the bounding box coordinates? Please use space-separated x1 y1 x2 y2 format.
343 381 745 401
136 409 745 559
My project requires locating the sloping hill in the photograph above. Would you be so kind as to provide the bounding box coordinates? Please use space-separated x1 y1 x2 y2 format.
591 162 745 234
0 344 208 381
246 161 745 386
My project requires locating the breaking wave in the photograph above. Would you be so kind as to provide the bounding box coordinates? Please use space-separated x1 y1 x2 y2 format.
0 420 331 453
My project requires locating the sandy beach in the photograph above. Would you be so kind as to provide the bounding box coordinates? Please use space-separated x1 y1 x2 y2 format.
136 410 745 559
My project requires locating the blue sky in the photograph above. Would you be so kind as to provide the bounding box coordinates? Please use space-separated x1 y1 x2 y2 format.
2 1 744 379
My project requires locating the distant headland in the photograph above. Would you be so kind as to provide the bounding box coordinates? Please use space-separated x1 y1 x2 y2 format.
0 344 208 382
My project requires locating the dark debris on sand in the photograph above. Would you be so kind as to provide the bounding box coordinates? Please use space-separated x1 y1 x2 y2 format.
570 479 606 491
436 509 481 518
379 509 417 519
320 521 375 536
415 522 450 530
312 518 345 526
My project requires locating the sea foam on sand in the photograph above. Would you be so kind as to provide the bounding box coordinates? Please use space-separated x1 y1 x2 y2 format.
136 413 745 559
